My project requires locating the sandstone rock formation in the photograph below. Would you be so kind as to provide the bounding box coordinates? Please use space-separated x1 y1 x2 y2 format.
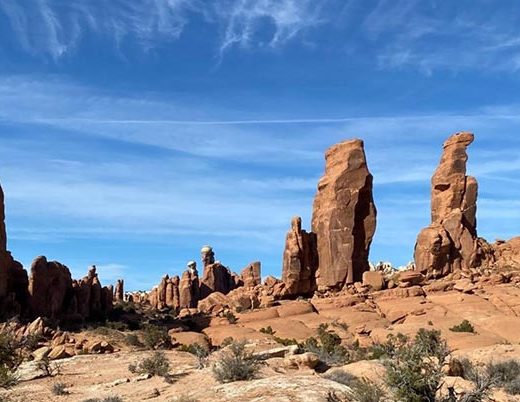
179 268 200 309
414 132 490 278
312 139 377 289
114 279 124 302
0 183 29 317
28 260 112 321
281 216 318 297
200 262 237 299
240 261 261 288
28 256 74 319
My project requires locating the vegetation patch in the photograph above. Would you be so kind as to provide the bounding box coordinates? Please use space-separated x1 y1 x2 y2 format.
450 320 476 333
212 340 261 383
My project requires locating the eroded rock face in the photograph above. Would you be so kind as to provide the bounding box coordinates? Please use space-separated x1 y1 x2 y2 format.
241 261 261 288
179 269 200 309
28 256 74 319
200 263 236 299
312 139 377 289
0 183 29 316
114 279 124 302
281 217 318 297
414 132 490 277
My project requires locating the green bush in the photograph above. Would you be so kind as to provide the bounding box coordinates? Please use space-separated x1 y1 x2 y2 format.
125 333 143 347
142 324 170 350
273 336 299 346
450 320 475 333
178 343 209 369
51 382 69 396
0 331 22 388
128 351 170 378
223 311 237 324
212 340 261 383
259 326 275 335
82 397 123 402
383 329 449 402
486 360 520 395
323 369 384 402
302 324 348 366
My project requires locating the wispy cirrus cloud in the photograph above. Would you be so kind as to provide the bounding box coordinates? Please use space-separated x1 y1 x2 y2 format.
0 0 324 60
216 0 324 55
363 0 520 73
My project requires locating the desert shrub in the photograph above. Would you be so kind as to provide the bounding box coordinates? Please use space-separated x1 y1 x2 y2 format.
331 320 349 332
323 369 384 402
322 369 357 386
223 311 237 324
128 351 170 378
273 336 299 346
0 331 22 388
383 329 449 402
105 321 128 332
350 378 386 402
142 324 170 350
302 324 348 366
486 360 520 395
221 337 234 347
21 334 44 351
82 397 123 402
178 343 209 369
51 382 69 396
450 320 475 333
212 340 261 383
259 326 275 335
37 356 62 377
125 333 143 347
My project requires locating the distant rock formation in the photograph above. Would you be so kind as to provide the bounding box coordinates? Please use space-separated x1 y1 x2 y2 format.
414 132 492 277
29 260 112 321
281 217 318 297
312 139 377 289
114 279 124 302
0 183 29 317
240 261 261 288
179 264 200 309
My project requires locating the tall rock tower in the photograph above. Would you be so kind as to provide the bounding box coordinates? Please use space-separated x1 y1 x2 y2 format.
311 139 377 289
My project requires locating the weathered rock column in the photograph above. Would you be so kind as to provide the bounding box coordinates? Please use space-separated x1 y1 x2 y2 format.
281 216 318 296
311 139 377 289
414 132 490 277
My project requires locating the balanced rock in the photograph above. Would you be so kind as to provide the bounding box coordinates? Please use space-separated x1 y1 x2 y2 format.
312 139 377 289
281 217 318 297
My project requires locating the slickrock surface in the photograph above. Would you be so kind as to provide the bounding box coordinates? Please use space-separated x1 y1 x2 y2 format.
312 139 377 289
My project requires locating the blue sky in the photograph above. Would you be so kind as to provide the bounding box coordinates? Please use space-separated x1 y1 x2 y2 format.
1 0 520 291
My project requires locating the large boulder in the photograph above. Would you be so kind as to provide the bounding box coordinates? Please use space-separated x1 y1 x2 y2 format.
281 216 318 297
312 139 377 289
